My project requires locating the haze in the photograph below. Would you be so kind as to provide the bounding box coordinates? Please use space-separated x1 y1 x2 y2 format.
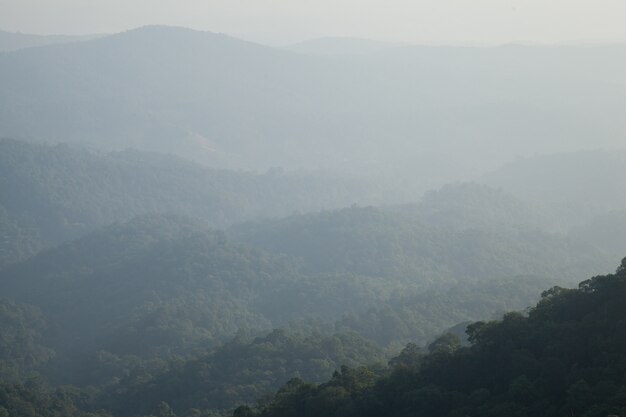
2 0 626 44
1 2 626 417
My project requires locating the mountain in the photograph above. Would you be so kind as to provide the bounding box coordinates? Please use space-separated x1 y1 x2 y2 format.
230 202 610 284
243 259 626 417
1 26 625 187
0 26 305 168
0 30 102 52
481 150 626 230
0 178 621 415
0 138 381 267
569 210 626 259
95 330 384 416
1 192 611 385
284 37 402 55
0 215 297 382
408 182 546 231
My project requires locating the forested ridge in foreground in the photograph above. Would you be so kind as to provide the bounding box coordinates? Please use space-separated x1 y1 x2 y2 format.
2 260 625 417
237 259 626 417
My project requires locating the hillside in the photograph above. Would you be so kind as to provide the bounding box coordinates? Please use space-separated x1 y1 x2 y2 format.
570 210 626 260
0 30 101 52
0 141 623 416
94 330 385 416
1 11 625 417
0 139 380 267
284 37 401 55
1 192 610 387
230 202 610 284
1 26 625 185
3 258 625 417
481 150 626 230
0 216 294 371
245 258 626 417
406 182 546 231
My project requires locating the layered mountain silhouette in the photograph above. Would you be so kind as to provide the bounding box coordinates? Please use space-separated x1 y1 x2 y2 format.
0 30 102 52
1 25 625 190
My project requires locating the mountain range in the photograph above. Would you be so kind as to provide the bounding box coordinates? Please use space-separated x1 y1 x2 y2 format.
1 25 625 192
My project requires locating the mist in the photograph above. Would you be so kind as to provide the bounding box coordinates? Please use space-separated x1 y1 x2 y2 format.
1 2 626 417
3 0 626 44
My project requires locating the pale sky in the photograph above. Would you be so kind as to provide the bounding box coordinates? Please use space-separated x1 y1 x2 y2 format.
1 0 626 45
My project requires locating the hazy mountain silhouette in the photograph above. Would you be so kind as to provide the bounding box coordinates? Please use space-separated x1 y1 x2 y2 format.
1 25 625 190
284 37 403 55
0 30 102 52
480 150 626 230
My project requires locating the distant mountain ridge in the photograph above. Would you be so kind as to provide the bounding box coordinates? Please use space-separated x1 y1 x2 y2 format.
480 150 626 230
284 37 404 55
1 25 625 188
0 30 102 52
0 138 383 267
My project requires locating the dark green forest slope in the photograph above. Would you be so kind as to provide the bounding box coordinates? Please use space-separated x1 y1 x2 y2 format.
1 139 624 416
94 330 384 416
245 259 626 417
0 215 297 383
3 259 625 417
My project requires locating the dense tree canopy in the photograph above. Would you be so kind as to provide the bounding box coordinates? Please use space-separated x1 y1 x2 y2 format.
1 140 624 417
244 259 626 417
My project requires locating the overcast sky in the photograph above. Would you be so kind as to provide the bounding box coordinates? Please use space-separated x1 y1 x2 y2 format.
1 0 626 45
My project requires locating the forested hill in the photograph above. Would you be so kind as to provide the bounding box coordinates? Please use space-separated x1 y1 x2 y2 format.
94 330 385 416
2 255 625 417
481 150 626 231
0 216 297 375
0 138 380 267
0 200 612 386
1 139 623 416
241 258 626 417
230 203 610 284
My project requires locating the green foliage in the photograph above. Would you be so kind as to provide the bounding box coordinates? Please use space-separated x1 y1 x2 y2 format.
334 276 547 348
249 258 626 417
0 215 305 385
95 330 384 417
2 144 623 417
0 300 54 382
0 380 111 417
2 202 588 387
2 196 613 388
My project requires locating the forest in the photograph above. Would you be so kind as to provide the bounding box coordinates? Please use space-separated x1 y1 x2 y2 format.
1 22 626 417
239 259 626 417
1 139 625 416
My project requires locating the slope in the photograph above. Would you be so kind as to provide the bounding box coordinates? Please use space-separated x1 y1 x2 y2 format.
1 26 625 182
249 258 626 417
0 138 378 267
0 30 102 52
230 196 610 284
